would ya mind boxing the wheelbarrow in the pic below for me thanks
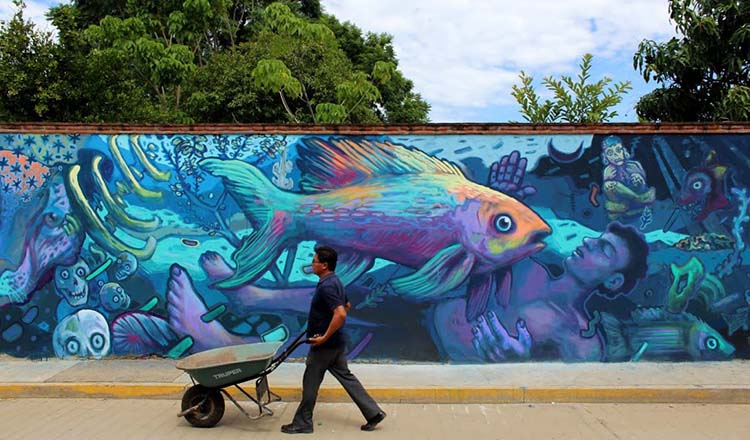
[175,331,310,428]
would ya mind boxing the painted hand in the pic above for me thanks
[488,150,537,200]
[472,311,532,362]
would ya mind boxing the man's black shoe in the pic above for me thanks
[281,423,313,434]
[361,411,386,431]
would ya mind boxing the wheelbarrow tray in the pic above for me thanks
[176,342,283,388]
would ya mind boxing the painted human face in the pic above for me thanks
[605,143,626,166]
[563,232,631,291]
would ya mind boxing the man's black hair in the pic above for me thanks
[599,222,649,298]
[314,245,338,271]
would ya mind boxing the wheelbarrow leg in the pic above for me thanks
[221,388,269,421]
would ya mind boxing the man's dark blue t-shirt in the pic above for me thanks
[307,273,348,350]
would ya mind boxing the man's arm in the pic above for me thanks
[310,305,347,347]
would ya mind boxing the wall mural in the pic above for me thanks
[1,131,749,363]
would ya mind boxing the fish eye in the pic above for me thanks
[90,333,105,351]
[705,337,718,350]
[692,181,703,190]
[493,214,514,233]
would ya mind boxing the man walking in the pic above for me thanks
[281,245,386,434]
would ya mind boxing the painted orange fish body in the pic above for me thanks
[201,138,550,321]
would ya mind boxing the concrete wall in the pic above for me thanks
[1,125,749,362]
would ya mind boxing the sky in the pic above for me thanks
[1,0,678,123]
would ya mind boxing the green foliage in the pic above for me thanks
[248,3,388,123]
[252,59,303,98]
[511,54,632,123]
[314,103,347,123]
[322,15,429,123]
[0,0,429,124]
[0,1,63,120]
[633,0,750,121]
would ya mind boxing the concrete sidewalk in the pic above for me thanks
[1,356,749,404]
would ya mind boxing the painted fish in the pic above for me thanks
[677,150,730,221]
[599,308,735,361]
[200,137,551,321]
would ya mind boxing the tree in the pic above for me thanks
[249,3,392,123]
[0,0,428,124]
[511,53,632,123]
[322,16,430,123]
[634,0,750,121]
[0,1,65,121]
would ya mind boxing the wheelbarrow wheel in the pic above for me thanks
[181,385,225,428]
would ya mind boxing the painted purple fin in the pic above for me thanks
[297,137,463,192]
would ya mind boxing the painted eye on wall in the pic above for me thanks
[705,337,718,351]
[90,333,105,351]
[44,212,63,227]
[76,267,86,277]
[65,338,80,355]
[493,214,514,233]
[60,270,69,280]
[692,181,703,190]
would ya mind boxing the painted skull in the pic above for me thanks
[54,259,90,307]
[114,251,138,281]
[100,282,131,312]
[53,309,111,359]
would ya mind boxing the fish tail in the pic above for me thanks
[200,158,296,288]
[200,159,294,226]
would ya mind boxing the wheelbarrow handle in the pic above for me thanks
[265,330,310,372]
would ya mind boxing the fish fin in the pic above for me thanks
[495,269,512,308]
[335,252,374,286]
[391,244,474,301]
[705,150,718,164]
[465,273,495,322]
[464,269,512,322]
[710,164,728,180]
[599,312,629,361]
[199,158,292,229]
[630,307,692,323]
[213,226,286,289]
[297,137,464,192]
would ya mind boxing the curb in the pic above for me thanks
[2,384,749,404]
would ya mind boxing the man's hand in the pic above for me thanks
[472,311,532,362]
[488,150,537,200]
[309,334,327,347]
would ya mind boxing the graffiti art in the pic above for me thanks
[1,130,749,362]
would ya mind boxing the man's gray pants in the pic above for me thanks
[292,346,381,428]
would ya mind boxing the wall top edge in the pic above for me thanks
[3,122,750,135]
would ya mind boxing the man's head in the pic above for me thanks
[563,222,649,297]
[312,245,337,276]
[602,136,629,167]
